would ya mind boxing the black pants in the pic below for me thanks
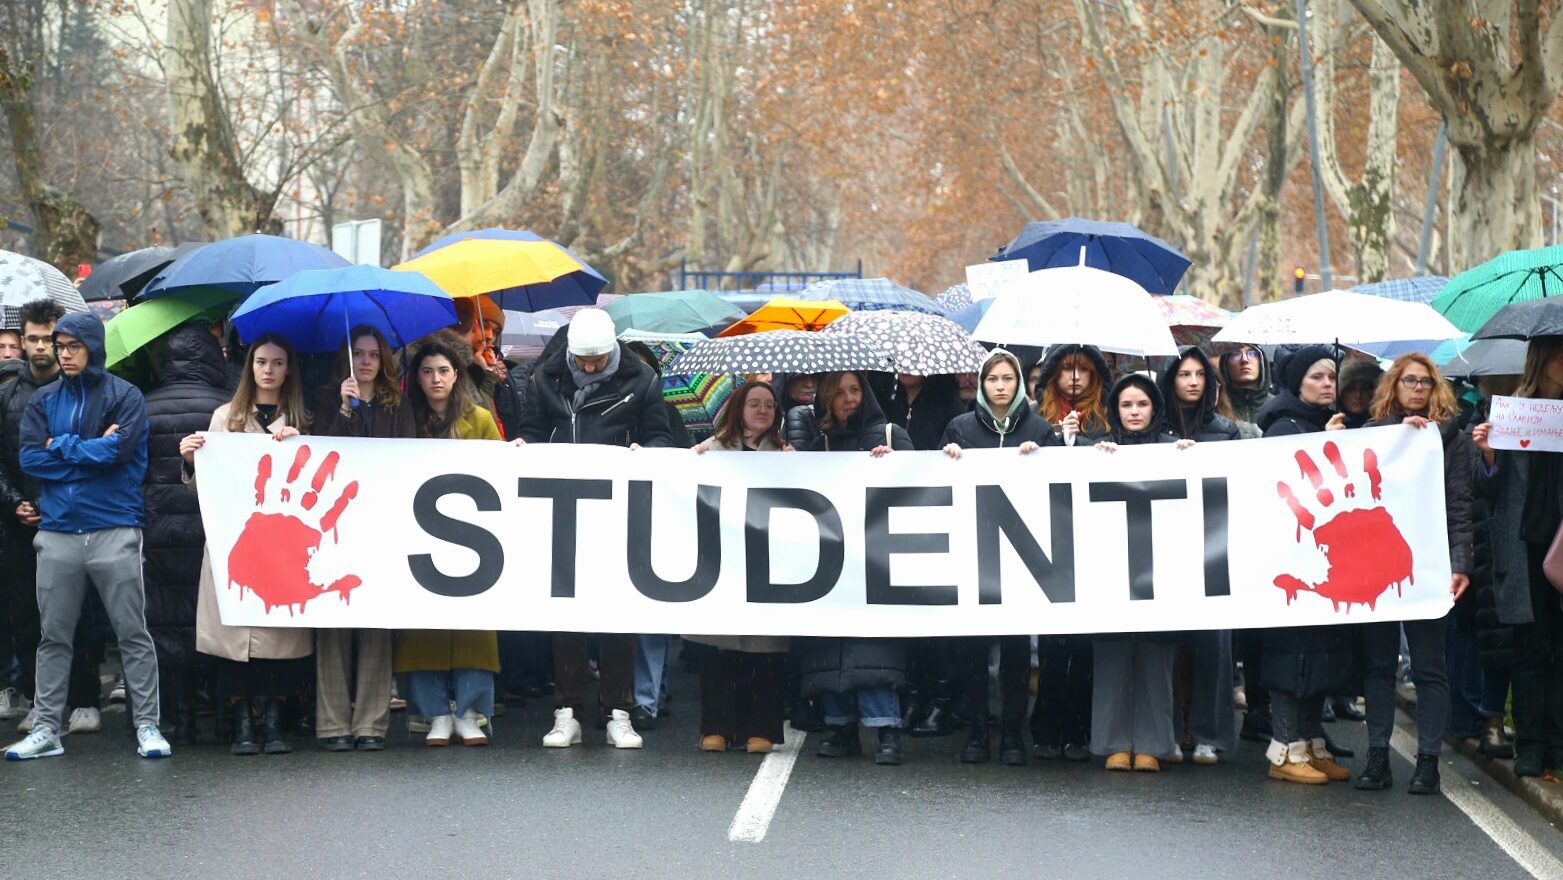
[217,657,304,701]
[1512,545,1563,763]
[700,650,785,744]
[1365,617,1450,755]
[497,631,553,695]
[959,636,1029,727]
[3,522,104,708]
[554,633,635,715]
[1031,635,1091,747]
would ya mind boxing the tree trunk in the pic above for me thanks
[0,48,99,271]
[1451,137,1542,268]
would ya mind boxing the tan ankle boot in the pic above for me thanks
[1267,740,1328,784]
[1308,738,1352,781]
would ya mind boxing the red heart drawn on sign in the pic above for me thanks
[1521,439,1532,448]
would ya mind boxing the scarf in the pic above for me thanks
[567,345,621,409]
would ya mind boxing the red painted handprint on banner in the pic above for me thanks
[1273,440,1413,612]
[226,444,362,615]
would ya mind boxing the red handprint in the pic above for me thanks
[1273,440,1413,612]
[226,444,362,616]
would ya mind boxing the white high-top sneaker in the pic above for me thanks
[543,708,582,748]
[425,714,455,746]
[454,709,488,746]
[605,709,643,749]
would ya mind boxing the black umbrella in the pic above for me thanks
[669,330,892,375]
[81,243,201,303]
[1471,299,1563,341]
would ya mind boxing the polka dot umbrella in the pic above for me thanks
[669,330,892,376]
[820,309,988,376]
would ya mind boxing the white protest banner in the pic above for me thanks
[964,260,1029,302]
[193,425,1452,636]
[1487,394,1563,453]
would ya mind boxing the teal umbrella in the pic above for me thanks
[603,290,743,334]
[1432,244,1563,332]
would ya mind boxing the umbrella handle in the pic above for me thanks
[345,309,360,409]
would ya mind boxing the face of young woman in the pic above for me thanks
[252,344,289,391]
[830,373,863,423]
[984,361,1018,409]
[1299,359,1337,407]
[1056,355,1094,401]
[352,336,382,384]
[419,355,456,403]
[1173,357,1205,405]
[1117,386,1155,432]
[1395,361,1435,413]
[742,389,778,434]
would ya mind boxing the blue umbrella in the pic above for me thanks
[991,218,1191,294]
[230,265,456,353]
[142,234,351,300]
[1350,276,1448,304]
[799,277,946,315]
[949,298,995,333]
[414,227,543,257]
[409,227,608,312]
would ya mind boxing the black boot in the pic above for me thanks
[959,721,991,764]
[875,728,904,765]
[1238,709,1272,743]
[1514,751,1545,777]
[230,700,259,757]
[261,699,292,755]
[1332,696,1366,722]
[789,698,824,733]
[912,696,955,737]
[1479,717,1515,759]
[998,723,1027,766]
[1322,729,1354,758]
[1354,745,1392,790]
[816,724,862,758]
[1408,754,1441,794]
[1321,700,1336,723]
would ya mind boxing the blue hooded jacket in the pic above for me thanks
[20,311,149,533]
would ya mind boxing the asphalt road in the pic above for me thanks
[5,663,1563,880]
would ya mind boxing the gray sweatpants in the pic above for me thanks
[33,528,160,733]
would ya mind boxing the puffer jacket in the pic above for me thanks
[1035,343,1114,443]
[1157,346,1241,442]
[0,357,58,516]
[783,373,914,453]
[940,349,1060,451]
[1102,374,1180,446]
[1365,412,1474,576]
[20,311,149,533]
[517,342,673,448]
[1255,390,1335,436]
[141,324,230,667]
[882,374,967,451]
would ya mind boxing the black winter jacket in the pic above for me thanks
[1035,343,1114,443]
[940,402,1059,450]
[883,375,967,451]
[1255,390,1335,436]
[517,343,673,447]
[141,325,230,667]
[1103,374,1180,446]
[0,359,58,518]
[783,375,913,453]
[1157,347,1241,442]
[1365,412,1475,576]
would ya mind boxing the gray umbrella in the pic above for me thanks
[1440,338,1528,378]
[820,309,987,375]
[1471,299,1563,340]
[668,330,892,375]
[0,249,87,328]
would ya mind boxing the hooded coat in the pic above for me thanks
[1216,347,1273,429]
[141,325,230,667]
[517,340,673,448]
[1035,343,1114,443]
[883,374,967,451]
[1255,345,1338,437]
[783,372,914,453]
[0,354,59,516]
[1102,374,1180,446]
[940,349,1061,451]
[1339,359,1385,429]
[1157,347,1240,443]
[20,311,149,533]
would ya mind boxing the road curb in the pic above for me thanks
[1396,687,1563,828]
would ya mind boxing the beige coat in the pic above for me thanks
[683,432,790,654]
[190,403,315,663]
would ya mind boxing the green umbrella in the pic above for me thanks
[105,287,236,368]
[603,290,744,335]
[1432,244,1563,332]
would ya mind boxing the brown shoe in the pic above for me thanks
[700,735,728,752]
[1105,751,1132,771]
[1267,740,1328,784]
[1133,754,1160,772]
[1309,739,1352,781]
[746,737,774,754]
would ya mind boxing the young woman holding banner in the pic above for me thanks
[687,381,794,754]
[1356,353,1473,794]
[784,371,913,765]
[940,349,1057,765]
[393,338,503,747]
[179,333,313,757]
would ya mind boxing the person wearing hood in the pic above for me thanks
[1157,347,1239,765]
[1037,344,1113,445]
[1355,353,1472,794]
[940,349,1058,764]
[1338,358,1384,430]
[1089,374,1192,772]
[4,310,171,761]
[1216,344,1273,438]
[141,322,230,745]
[785,370,913,764]
[772,373,818,412]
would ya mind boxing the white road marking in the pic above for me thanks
[727,725,805,843]
[1390,728,1563,880]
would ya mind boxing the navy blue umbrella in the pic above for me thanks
[231,265,456,353]
[142,234,351,300]
[991,218,1191,294]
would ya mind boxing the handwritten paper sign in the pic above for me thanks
[1488,395,1563,453]
[965,260,1030,302]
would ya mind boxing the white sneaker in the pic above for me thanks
[136,724,171,758]
[4,726,63,760]
[605,708,643,749]
[1193,744,1219,765]
[67,707,101,734]
[425,714,454,746]
[0,687,27,720]
[17,707,39,733]
[454,709,488,746]
[542,708,581,748]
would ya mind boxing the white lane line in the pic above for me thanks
[727,725,805,843]
[1390,728,1563,880]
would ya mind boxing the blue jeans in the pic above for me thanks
[820,687,900,728]
[405,669,494,719]
[634,634,672,714]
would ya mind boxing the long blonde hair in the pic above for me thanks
[227,334,311,433]
[1516,337,1563,400]
[1369,353,1457,423]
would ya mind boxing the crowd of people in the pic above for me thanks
[0,297,1561,799]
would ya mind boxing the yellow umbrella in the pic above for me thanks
[716,298,849,337]
[392,237,605,310]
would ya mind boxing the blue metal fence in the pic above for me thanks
[678,259,861,292]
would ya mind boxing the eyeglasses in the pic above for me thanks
[1399,376,1437,390]
[1227,349,1261,362]
[53,341,85,356]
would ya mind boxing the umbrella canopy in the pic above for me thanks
[820,310,987,375]
[799,277,946,316]
[393,235,606,311]
[1438,337,1528,377]
[105,288,235,368]
[936,283,972,311]
[83,243,205,303]
[602,290,743,334]
[143,234,350,300]
[670,330,891,375]
[972,264,1179,357]
[1153,294,1232,327]
[1214,290,1462,348]
[1351,276,1448,305]
[717,298,849,337]
[990,217,1191,294]
[618,329,711,371]
[500,309,569,352]
[0,249,88,317]
[617,329,739,439]
[949,298,994,333]
[1471,298,1563,341]
[231,265,456,353]
[1433,244,1563,332]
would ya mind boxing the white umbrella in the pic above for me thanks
[0,249,88,325]
[971,264,1179,357]
[1213,290,1462,348]
[500,308,568,350]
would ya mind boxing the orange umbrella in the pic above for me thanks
[716,297,849,337]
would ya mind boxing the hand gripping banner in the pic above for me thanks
[193,425,1453,635]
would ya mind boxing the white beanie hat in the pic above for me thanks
[567,308,617,357]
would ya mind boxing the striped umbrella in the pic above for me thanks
[620,330,733,440]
